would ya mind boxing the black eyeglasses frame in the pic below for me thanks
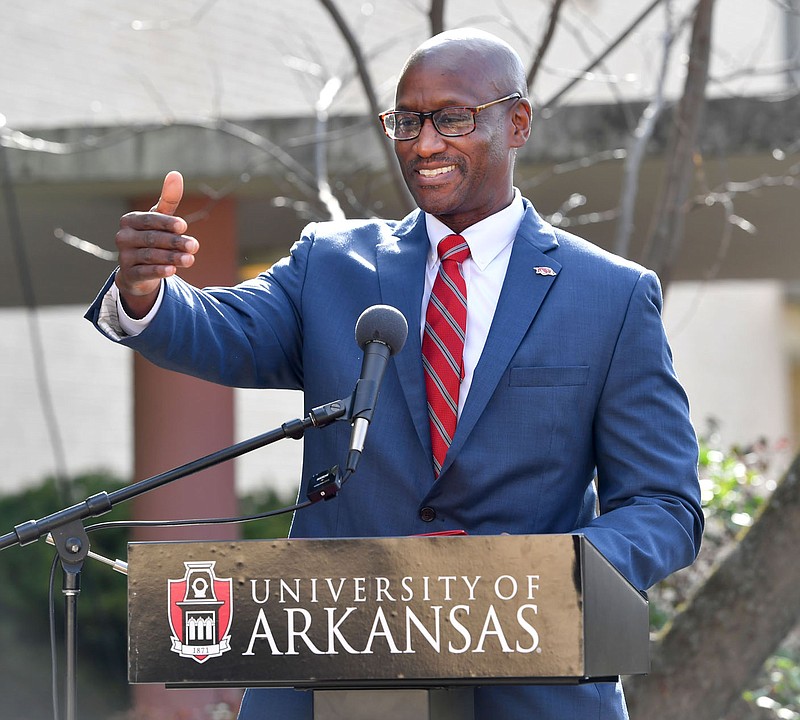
[379,92,523,141]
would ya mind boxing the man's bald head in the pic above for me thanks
[399,29,528,101]
[390,28,532,232]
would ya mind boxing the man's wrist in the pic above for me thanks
[118,287,160,320]
[111,279,165,337]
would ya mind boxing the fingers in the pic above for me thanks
[113,172,196,310]
[115,210,199,299]
[151,170,184,216]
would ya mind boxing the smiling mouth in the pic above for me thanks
[417,165,457,178]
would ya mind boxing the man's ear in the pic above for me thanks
[509,97,532,148]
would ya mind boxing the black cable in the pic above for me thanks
[85,498,314,533]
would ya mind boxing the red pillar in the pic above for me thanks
[130,194,243,718]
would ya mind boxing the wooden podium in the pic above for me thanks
[127,534,649,719]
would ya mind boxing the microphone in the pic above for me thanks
[346,304,408,473]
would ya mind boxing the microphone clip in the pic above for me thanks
[308,397,353,428]
[306,465,344,503]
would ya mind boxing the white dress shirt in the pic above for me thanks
[422,189,524,417]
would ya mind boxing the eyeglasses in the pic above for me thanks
[379,92,522,141]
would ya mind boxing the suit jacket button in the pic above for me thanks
[419,506,436,522]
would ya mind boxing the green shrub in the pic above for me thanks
[0,472,295,720]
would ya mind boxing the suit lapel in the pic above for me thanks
[376,212,432,457]
[440,204,561,475]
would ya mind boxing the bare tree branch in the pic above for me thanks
[120,0,220,31]
[527,0,566,92]
[520,148,627,190]
[318,0,414,213]
[640,0,715,290]
[313,76,347,221]
[613,1,681,258]
[541,0,664,110]
[0,124,149,154]
[429,0,445,36]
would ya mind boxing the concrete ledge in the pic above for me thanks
[3,95,798,188]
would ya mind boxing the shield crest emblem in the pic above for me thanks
[168,560,233,663]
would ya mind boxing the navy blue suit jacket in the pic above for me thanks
[87,200,703,719]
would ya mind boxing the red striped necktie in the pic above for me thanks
[422,234,471,476]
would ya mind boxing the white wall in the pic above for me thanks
[663,280,793,450]
[0,305,131,493]
[0,305,303,497]
[235,387,304,496]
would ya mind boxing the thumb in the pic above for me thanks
[151,170,184,215]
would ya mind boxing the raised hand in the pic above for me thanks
[114,171,199,318]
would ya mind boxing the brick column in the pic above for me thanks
[130,193,243,718]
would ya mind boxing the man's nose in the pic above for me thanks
[413,117,447,156]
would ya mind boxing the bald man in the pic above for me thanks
[88,29,703,719]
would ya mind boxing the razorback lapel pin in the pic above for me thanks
[534,266,557,277]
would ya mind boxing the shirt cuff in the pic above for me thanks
[97,279,165,340]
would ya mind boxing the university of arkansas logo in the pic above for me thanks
[168,561,233,663]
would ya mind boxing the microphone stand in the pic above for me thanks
[0,396,350,720]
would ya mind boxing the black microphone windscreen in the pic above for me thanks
[354,305,408,355]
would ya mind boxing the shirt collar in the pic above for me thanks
[424,189,525,271]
